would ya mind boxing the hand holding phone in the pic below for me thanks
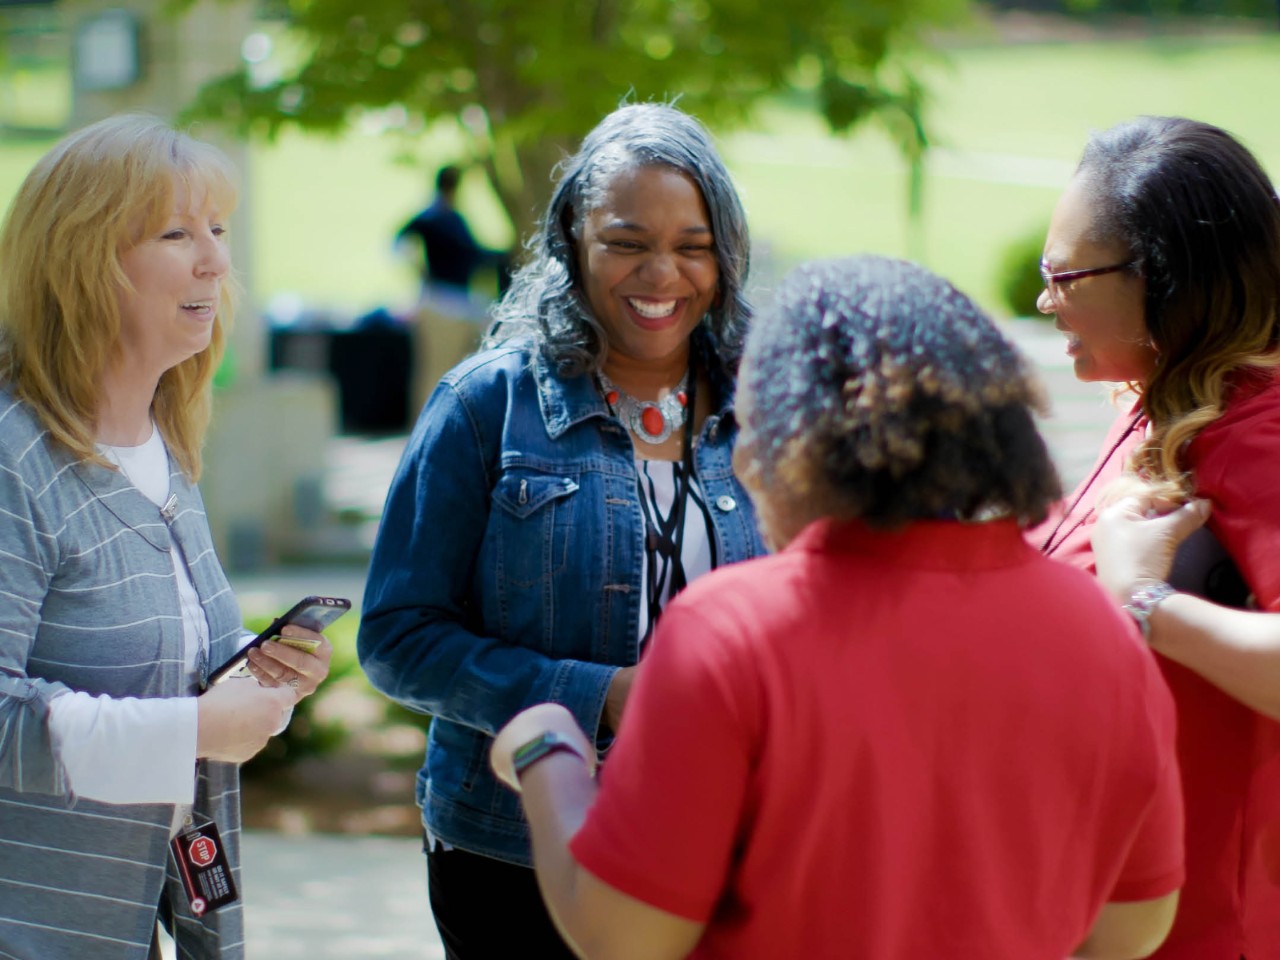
[208,595,350,686]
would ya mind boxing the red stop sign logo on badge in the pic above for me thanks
[188,835,218,867]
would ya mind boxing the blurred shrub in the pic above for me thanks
[999,225,1049,320]
[382,698,433,733]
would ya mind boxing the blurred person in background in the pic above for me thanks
[395,164,510,315]
[0,114,332,960]
[359,102,767,958]
[490,255,1183,960]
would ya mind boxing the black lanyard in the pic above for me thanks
[1040,413,1143,556]
[637,368,698,640]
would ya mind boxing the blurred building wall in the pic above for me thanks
[65,0,336,569]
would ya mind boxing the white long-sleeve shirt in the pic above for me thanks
[47,427,203,806]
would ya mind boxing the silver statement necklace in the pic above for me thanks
[597,369,690,445]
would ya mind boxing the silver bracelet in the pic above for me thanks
[1122,579,1176,641]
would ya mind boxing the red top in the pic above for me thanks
[1033,370,1280,958]
[1029,400,1146,573]
[571,518,1183,959]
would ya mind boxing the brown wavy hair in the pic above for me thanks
[1076,116,1280,499]
[0,114,239,480]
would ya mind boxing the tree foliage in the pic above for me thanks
[988,0,1274,15]
[182,0,969,242]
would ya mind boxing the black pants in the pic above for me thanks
[427,841,578,959]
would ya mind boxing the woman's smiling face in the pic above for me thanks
[575,164,719,373]
[1037,176,1157,385]
[116,178,230,379]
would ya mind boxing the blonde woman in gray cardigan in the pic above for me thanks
[0,115,333,959]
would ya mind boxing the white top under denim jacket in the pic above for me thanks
[0,389,247,960]
[358,330,767,867]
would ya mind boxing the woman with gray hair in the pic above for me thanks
[489,256,1183,959]
[359,102,766,957]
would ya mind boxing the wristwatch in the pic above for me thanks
[511,730,588,781]
[1123,579,1176,641]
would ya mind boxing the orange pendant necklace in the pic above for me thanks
[597,369,690,445]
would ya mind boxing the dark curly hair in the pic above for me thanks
[485,102,751,376]
[738,256,1061,530]
[1075,116,1280,499]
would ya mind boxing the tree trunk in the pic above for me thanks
[482,133,575,265]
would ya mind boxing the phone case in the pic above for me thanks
[207,595,350,686]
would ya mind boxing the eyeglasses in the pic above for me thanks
[1039,259,1135,304]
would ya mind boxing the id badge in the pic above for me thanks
[170,816,239,916]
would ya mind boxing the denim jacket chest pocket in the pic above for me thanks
[489,468,581,590]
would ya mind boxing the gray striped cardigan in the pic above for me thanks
[0,390,247,960]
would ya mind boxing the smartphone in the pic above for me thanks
[207,595,351,686]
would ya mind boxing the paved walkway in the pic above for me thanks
[156,832,441,959]
[203,317,1120,958]
[241,831,442,959]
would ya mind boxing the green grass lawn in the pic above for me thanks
[722,32,1280,315]
[3,31,1279,320]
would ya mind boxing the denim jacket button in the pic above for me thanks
[715,495,737,512]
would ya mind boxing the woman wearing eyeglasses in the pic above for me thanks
[1031,115,1280,959]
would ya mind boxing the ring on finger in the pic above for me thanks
[287,678,299,688]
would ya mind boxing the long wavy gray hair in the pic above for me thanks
[486,102,752,376]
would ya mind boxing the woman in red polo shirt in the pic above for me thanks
[488,256,1184,959]
[1033,115,1280,958]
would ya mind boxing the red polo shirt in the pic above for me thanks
[1034,370,1280,958]
[572,518,1183,959]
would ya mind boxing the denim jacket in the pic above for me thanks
[358,332,766,865]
